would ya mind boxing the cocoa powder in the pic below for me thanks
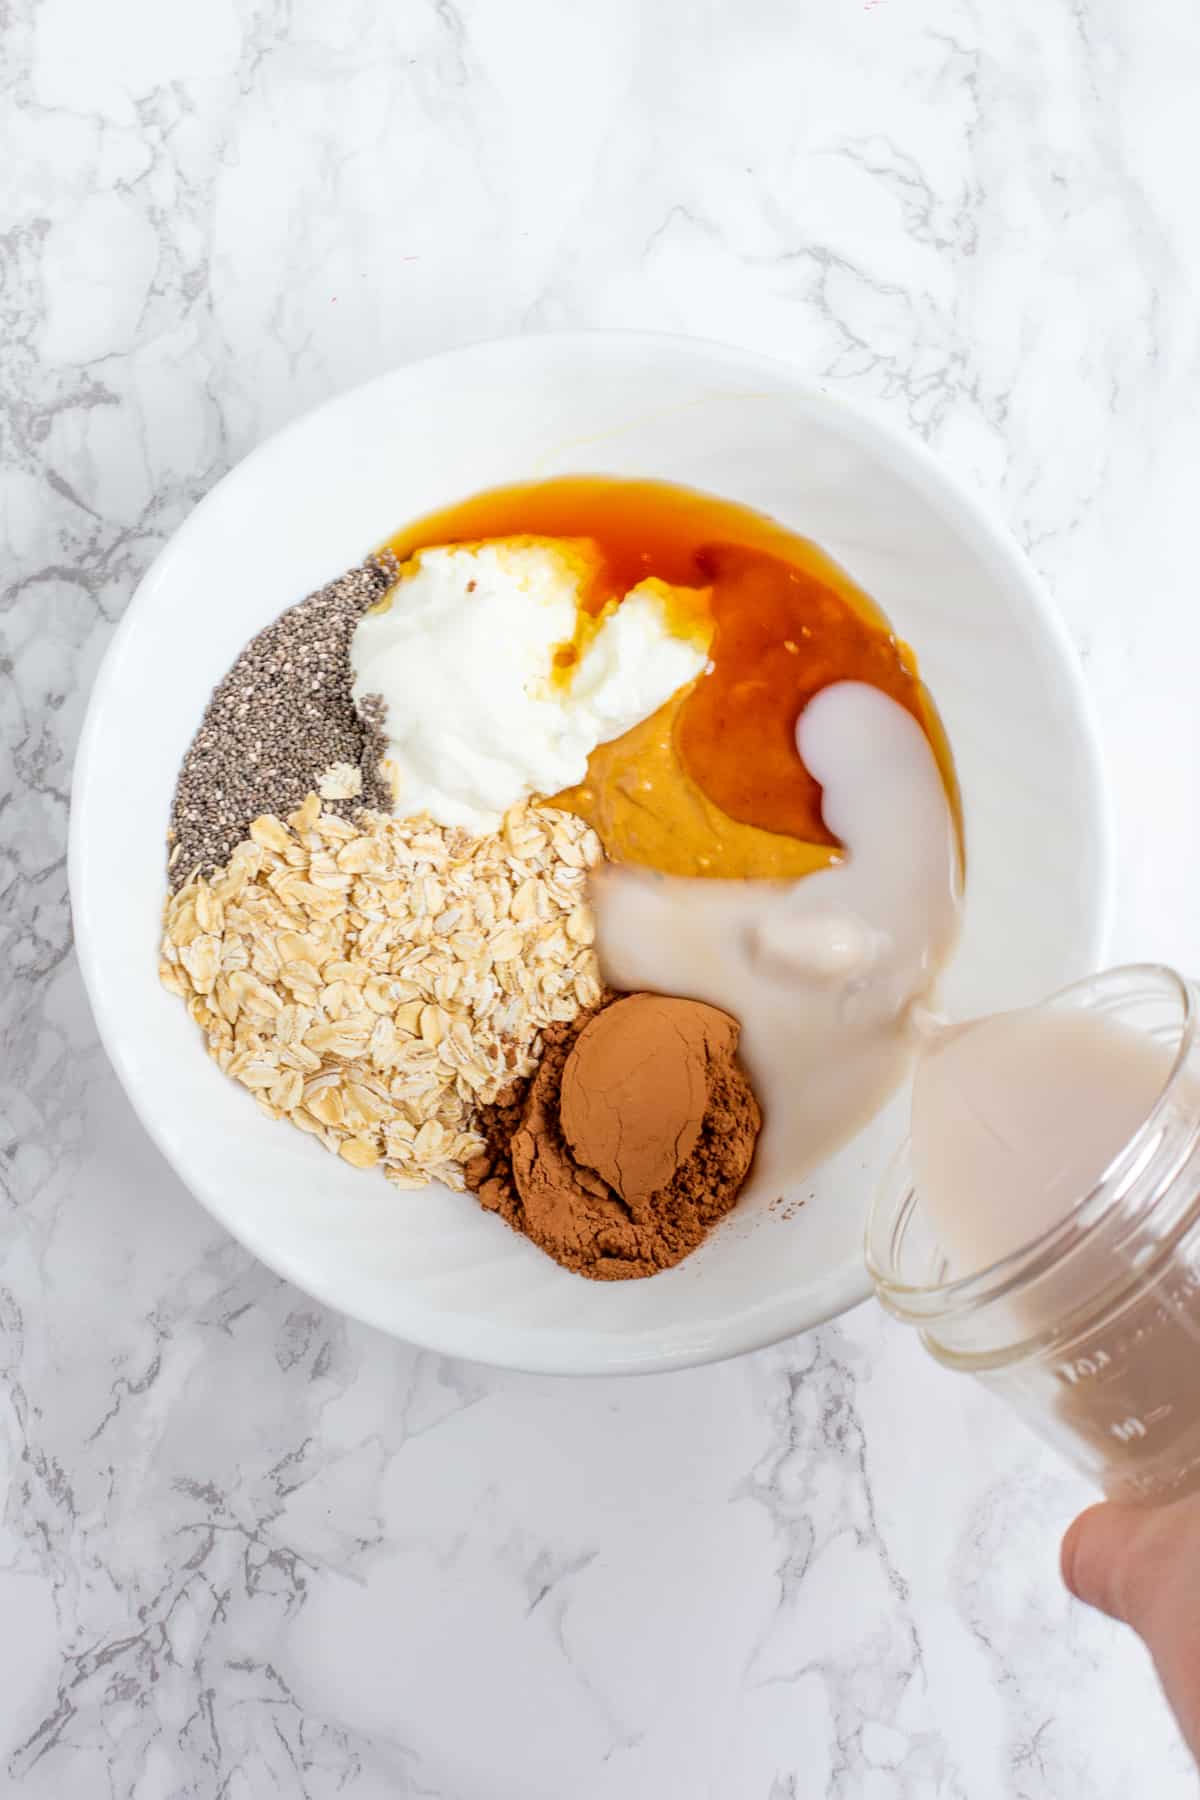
[465,995,761,1280]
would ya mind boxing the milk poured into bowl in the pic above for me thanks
[591,682,962,1199]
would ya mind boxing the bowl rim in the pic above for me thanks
[68,327,1115,1374]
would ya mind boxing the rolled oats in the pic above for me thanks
[161,797,601,1191]
[318,761,365,802]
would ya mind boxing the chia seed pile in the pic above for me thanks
[168,558,395,887]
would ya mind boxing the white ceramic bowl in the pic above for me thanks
[70,331,1112,1374]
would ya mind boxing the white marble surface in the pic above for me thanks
[5,0,1200,1793]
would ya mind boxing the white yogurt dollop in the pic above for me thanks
[351,539,710,830]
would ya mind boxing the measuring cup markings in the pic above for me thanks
[1054,1350,1112,1387]
[1109,1403,1176,1446]
[1052,1274,1200,1391]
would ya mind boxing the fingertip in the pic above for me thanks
[1061,1500,1143,1621]
[1061,1502,1107,1600]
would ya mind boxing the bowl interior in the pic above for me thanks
[70,333,1111,1372]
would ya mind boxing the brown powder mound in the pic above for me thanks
[465,994,762,1281]
[561,994,740,1204]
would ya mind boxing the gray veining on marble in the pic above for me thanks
[5,1,1200,1794]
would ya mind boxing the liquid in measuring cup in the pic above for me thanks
[897,977,1200,1503]
[1019,1252,1200,1503]
[913,1007,1174,1274]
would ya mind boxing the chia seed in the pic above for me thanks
[168,557,396,887]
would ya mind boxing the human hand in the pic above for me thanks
[1062,1492,1200,1763]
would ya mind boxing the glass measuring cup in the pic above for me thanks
[866,965,1200,1504]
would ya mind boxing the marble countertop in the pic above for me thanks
[5,0,1200,1794]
